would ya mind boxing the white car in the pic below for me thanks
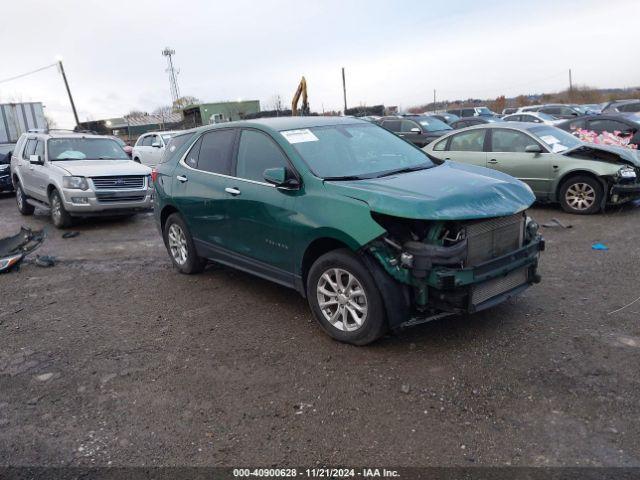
[503,112,563,126]
[132,131,182,167]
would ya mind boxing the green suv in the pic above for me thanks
[154,117,544,345]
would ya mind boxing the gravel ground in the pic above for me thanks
[1,192,639,467]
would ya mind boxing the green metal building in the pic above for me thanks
[182,100,261,128]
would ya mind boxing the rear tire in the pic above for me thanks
[163,213,206,274]
[559,175,603,215]
[49,189,73,228]
[307,248,387,345]
[15,183,35,215]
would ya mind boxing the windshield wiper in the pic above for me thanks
[323,175,369,181]
[374,164,432,178]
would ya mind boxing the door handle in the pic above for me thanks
[225,187,241,196]
[444,157,451,160]
[176,175,188,183]
[488,159,498,164]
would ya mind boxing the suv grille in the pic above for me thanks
[465,214,524,266]
[92,176,144,190]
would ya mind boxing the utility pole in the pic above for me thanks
[433,89,437,110]
[342,67,348,114]
[569,68,573,98]
[57,59,80,128]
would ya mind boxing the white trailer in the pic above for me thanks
[0,102,46,143]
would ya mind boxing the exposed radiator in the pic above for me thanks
[465,214,524,266]
[471,267,528,306]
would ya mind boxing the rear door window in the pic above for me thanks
[588,119,634,135]
[236,129,289,182]
[400,120,420,133]
[491,129,538,152]
[194,129,237,175]
[448,130,485,151]
[381,120,401,132]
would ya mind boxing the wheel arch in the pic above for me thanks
[553,169,607,202]
[300,237,352,295]
[160,204,180,232]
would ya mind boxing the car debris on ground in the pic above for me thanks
[0,227,45,273]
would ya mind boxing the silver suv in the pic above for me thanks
[10,130,153,228]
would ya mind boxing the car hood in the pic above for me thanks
[52,160,152,177]
[564,144,640,168]
[323,161,535,220]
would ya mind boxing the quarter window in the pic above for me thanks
[433,139,447,151]
[236,130,289,182]
[448,130,485,152]
[195,129,236,175]
[491,129,538,153]
[141,136,153,147]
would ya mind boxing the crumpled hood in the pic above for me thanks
[564,144,640,168]
[323,161,535,220]
[52,160,152,177]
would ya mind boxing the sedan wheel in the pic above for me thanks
[317,268,368,332]
[565,183,596,211]
[162,213,206,274]
[559,175,603,215]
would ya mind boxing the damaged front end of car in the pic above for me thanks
[0,227,46,273]
[363,212,544,329]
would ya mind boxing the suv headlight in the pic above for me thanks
[62,176,89,190]
[0,164,9,173]
[618,166,636,180]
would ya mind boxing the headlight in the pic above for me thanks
[618,166,636,179]
[62,176,89,190]
[525,216,539,240]
[0,164,9,173]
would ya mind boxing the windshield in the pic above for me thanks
[48,138,129,161]
[282,123,435,179]
[476,107,493,115]
[416,117,451,132]
[529,126,582,153]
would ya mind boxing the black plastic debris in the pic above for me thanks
[34,255,56,268]
[0,227,46,273]
[542,218,573,229]
[62,231,80,239]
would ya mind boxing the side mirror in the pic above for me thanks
[151,142,162,148]
[525,144,543,154]
[29,154,42,165]
[263,167,300,190]
[410,127,421,133]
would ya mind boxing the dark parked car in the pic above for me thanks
[556,114,640,146]
[602,100,640,114]
[450,117,502,130]
[377,115,451,147]
[426,112,460,125]
[0,143,15,192]
[153,117,543,345]
[502,108,518,115]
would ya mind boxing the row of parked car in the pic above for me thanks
[365,101,640,215]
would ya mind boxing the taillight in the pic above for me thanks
[151,168,158,183]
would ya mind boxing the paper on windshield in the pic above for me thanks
[281,129,319,144]
[540,135,568,153]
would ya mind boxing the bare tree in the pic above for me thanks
[173,96,200,110]
[44,115,57,129]
[269,94,284,112]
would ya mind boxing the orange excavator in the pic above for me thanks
[291,76,310,116]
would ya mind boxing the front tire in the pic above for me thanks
[49,189,73,228]
[559,175,603,215]
[163,213,206,274]
[307,249,387,345]
[15,183,35,215]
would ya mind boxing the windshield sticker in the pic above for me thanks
[540,135,560,145]
[281,129,319,144]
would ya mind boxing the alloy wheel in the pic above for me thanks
[565,182,596,211]
[16,186,23,210]
[167,223,188,265]
[51,194,62,222]
[317,268,368,331]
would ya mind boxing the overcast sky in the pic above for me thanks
[1,0,638,128]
